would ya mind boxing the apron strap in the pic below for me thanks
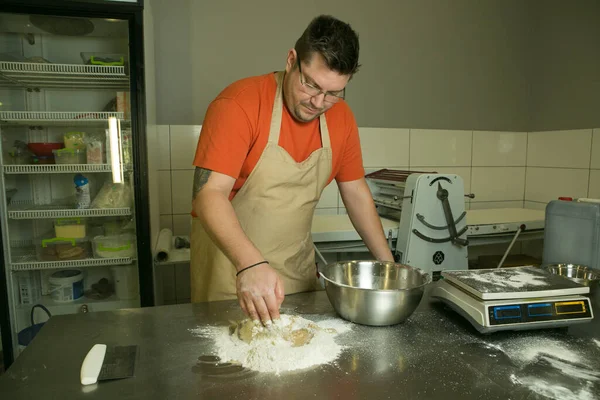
[268,71,285,144]
[319,113,331,149]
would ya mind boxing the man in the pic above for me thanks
[191,14,394,324]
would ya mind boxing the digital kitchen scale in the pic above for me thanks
[431,266,594,333]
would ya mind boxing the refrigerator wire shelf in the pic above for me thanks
[0,111,125,126]
[8,206,132,219]
[3,164,130,174]
[0,62,129,90]
[11,255,134,271]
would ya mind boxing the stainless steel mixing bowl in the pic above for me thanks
[319,260,431,326]
[541,263,600,294]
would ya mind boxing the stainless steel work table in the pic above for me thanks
[1,283,599,399]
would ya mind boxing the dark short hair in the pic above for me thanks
[294,15,360,76]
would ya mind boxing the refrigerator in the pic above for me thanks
[0,0,154,369]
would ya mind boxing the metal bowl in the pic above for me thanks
[541,263,600,294]
[319,260,431,326]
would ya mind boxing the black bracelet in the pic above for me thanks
[236,261,269,277]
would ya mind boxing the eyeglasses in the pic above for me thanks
[297,56,345,103]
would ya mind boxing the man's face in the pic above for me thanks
[283,50,350,123]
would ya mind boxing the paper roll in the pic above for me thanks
[155,228,173,262]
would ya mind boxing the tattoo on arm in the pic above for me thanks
[193,167,213,199]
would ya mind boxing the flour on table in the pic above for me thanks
[494,337,600,400]
[510,375,597,400]
[190,314,352,375]
[499,337,583,364]
[594,339,600,349]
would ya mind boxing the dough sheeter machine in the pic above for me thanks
[313,169,545,271]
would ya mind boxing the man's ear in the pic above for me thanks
[285,49,297,73]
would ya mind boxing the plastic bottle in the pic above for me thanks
[74,174,91,209]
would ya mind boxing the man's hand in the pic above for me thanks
[236,263,285,324]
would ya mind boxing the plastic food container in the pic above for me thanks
[92,234,136,258]
[49,269,84,302]
[63,132,86,150]
[53,148,86,164]
[86,137,104,164]
[54,218,87,239]
[35,235,92,261]
[27,142,63,157]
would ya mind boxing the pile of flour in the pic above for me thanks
[190,314,352,375]
[492,337,600,400]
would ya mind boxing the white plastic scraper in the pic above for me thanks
[80,344,138,385]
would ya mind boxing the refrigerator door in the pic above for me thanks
[0,9,150,364]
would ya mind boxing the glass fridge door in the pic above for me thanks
[0,12,141,359]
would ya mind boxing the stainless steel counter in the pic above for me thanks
[1,283,600,400]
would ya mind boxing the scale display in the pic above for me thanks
[488,299,592,326]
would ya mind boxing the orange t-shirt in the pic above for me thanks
[192,72,364,213]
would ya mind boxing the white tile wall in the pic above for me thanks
[170,170,195,214]
[525,168,589,203]
[173,214,192,236]
[471,167,526,202]
[410,129,472,167]
[155,125,196,305]
[592,129,600,170]
[524,128,598,207]
[170,125,201,170]
[470,201,524,210]
[524,201,547,211]
[159,215,173,231]
[158,170,172,214]
[146,124,161,253]
[157,125,171,170]
[472,131,527,167]
[527,129,592,169]
[359,128,409,167]
[589,170,600,199]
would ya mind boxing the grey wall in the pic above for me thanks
[529,0,600,132]
[152,0,194,125]
[150,0,599,132]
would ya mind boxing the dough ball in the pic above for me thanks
[287,328,314,347]
[235,319,259,344]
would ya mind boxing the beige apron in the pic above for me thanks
[191,71,333,302]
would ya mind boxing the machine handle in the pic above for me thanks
[436,182,468,247]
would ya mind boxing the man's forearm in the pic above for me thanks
[339,179,395,261]
[192,169,264,271]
